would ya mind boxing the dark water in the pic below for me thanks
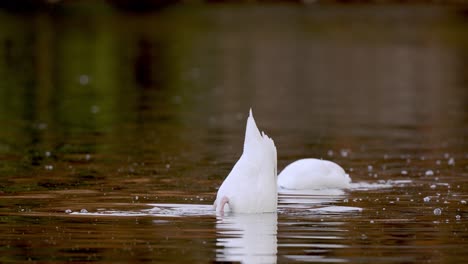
[1,3,468,263]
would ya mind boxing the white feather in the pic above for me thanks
[277,158,350,190]
[214,109,277,213]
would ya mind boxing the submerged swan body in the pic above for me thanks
[214,109,277,214]
[277,159,350,190]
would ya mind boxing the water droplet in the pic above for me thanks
[448,158,455,166]
[430,184,436,189]
[436,160,441,165]
[425,170,434,176]
[340,149,349,158]
[91,105,100,114]
[461,200,466,205]
[327,150,334,157]
[80,209,88,213]
[166,164,170,169]
[172,95,182,104]
[65,209,72,213]
[79,74,90,85]
[135,196,139,201]
[343,199,348,203]
[85,154,91,161]
[401,170,408,175]
[45,151,51,157]
[424,197,431,202]
[456,215,461,220]
[45,165,54,170]
[433,208,442,216]
[370,220,374,224]
[37,122,48,130]
[367,165,373,172]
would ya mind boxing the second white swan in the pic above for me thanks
[277,158,350,190]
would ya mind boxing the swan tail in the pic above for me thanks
[243,109,277,177]
[243,108,263,152]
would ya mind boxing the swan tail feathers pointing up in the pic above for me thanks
[243,108,263,153]
[243,109,277,176]
[214,108,278,213]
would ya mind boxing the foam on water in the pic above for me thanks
[349,179,413,190]
[71,204,215,217]
[71,202,364,218]
[146,203,215,217]
[278,179,411,194]
[70,180,412,217]
[308,206,363,213]
[71,210,150,217]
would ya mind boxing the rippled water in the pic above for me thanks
[0,2,468,263]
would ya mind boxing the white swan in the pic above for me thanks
[277,158,350,190]
[214,109,277,214]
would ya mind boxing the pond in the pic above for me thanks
[0,2,467,263]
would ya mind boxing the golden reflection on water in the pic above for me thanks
[0,2,467,263]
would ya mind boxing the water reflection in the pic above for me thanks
[278,189,346,210]
[216,213,278,264]
[278,206,352,263]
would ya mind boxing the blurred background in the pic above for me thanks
[1,0,466,191]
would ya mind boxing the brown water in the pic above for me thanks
[1,3,468,263]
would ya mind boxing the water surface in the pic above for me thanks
[0,3,467,263]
